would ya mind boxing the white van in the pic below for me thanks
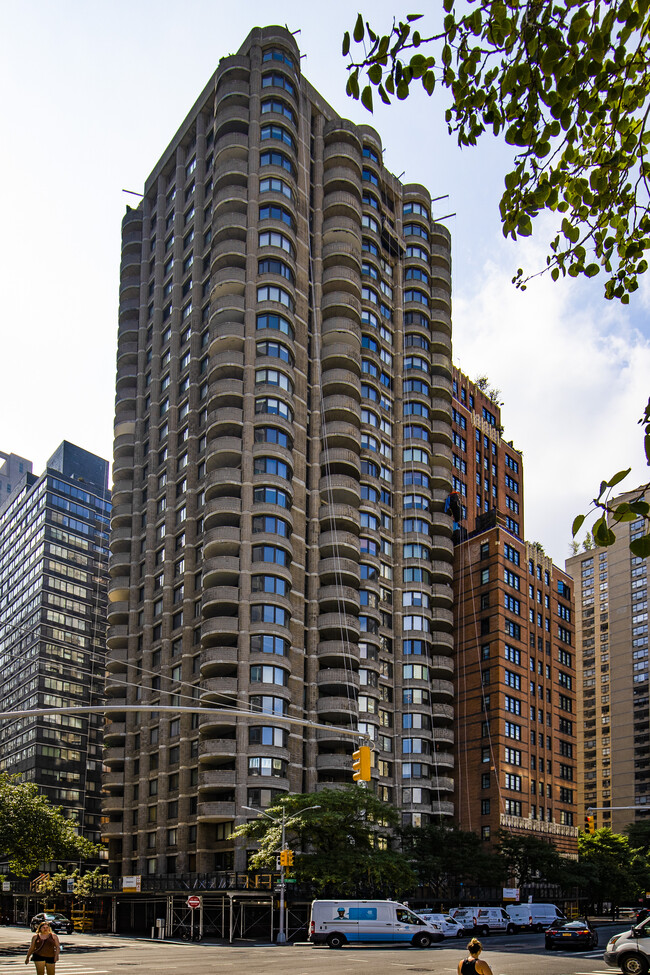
[309,899,444,948]
[452,907,510,935]
[475,907,512,935]
[506,903,566,932]
[605,917,650,974]
[417,912,464,937]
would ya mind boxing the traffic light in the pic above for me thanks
[280,849,294,867]
[352,745,372,781]
[585,815,595,834]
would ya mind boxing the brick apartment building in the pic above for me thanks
[451,369,578,855]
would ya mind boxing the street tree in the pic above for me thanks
[0,773,98,876]
[401,823,504,897]
[626,820,650,855]
[232,786,417,896]
[496,830,567,888]
[579,827,650,912]
[344,3,650,557]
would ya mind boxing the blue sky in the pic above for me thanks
[1,0,648,565]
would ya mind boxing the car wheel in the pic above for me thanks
[622,956,649,975]
[327,933,345,949]
[507,924,516,935]
[545,942,554,951]
[592,935,599,947]
[456,929,465,938]
[480,926,490,937]
[414,932,433,949]
[535,924,545,933]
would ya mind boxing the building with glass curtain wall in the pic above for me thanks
[103,25,455,876]
[0,441,110,855]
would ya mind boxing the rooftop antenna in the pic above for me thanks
[397,171,405,180]
[431,194,450,203]
[122,189,144,198]
[436,212,456,220]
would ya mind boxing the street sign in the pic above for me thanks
[187,895,202,909]
[285,878,297,883]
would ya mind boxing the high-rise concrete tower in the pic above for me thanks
[104,25,454,876]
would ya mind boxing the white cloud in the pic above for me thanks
[453,232,650,566]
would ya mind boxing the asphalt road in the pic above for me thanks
[0,922,628,975]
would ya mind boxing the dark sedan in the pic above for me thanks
[30,912,74,934]
[545,918,598,950]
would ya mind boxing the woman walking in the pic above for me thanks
[25,920,60,974]
[458,937,494,975]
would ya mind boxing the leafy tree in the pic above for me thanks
[496,830,567,888]
[0,773,99,876]
[344,4,650,559]
[579,827,650,912]
[626,820,650,855]
[344,2,650,302]
[232,786,416,896]
[401,823,504,896]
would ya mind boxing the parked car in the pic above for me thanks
[451,907,480,931]
[507,902,566,932]
[30,912,74,934]
[416,912,464,938]
[605,917,650,975]
[545,918,598,951]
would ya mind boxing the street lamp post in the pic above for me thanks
[243,803,321,944]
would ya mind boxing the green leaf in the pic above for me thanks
[368,63,382,85]
[422,71,435,95]
[353,13,364,43]
[407,13,423,21]
[607,467,632,488]
[342,32,350,57]
[571,514,585,538]
[585,263,600,277]
[361,85,373,112]
[629,500,650,516]
[593,515,616,547]
[631,535,650,559]
[397,80,410,100]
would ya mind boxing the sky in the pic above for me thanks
[1,0,649,567]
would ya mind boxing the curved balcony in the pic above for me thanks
[199,738,237,763]
[322,166,361,198]
[106,628,129,653]
[315,753,355,779]
[202,617,240,647]
[205,466,242,498]
[203,586,240,616]
[318,557,359,587]
[103,722,126,745]
[321,342,361,375]
[321,289,361,323]
[200,646,239,678]
[322,215,361,248]
[321,368,361,398]
[205,437,242,472]
[318,475,359,508]
[319,447,360,479]
[319,530,358,561]
[323,141,362,174]
[317,612,360,640]
[204,496,242,532]
[318,584,359,614]
[107,601,128,627]
[198,769,237,790]
[204,526,241,560]
[316,640,359,667]
[317,668,360,692]
[201,676,238,699]
[197,801,237,822]
[316,696,359,720]
[202,556,240,588]
[100,821,124,838]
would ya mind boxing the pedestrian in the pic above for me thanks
[25,920,60,974]
[458,937,494,975]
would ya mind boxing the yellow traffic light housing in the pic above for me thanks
[585,815,595,834]
[280,849,294,866]
[352,745,372,781]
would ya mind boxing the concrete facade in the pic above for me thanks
[0,451,32,506]
[104,26,455,875]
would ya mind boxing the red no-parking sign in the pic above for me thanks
[187,895,202,909]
